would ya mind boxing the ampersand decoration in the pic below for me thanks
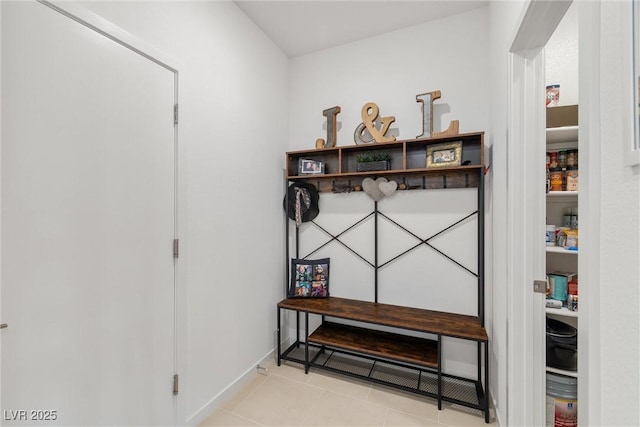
[354,102,396,144]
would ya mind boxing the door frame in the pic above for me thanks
[506,1,602,426]
[1,1,187,424]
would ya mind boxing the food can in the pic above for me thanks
[549,168,563,191]
[546,225,557,246]
[557,151,567,168]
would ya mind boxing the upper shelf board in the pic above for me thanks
[546,126,578,145]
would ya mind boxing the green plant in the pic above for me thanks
[356,152,392,163]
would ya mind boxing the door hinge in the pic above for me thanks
[173,374,179,395]
[173,239,179,259]
[173,104,179,125]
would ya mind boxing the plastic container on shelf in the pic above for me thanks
[546,225,557,246]
[548,274,568,302]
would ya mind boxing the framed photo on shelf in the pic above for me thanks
[426,141,462,168]
[288,258,330,298]
[298,158,324,175]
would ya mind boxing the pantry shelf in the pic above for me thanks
[547,191,578,197]
[546,366,578,378]
[546,306,578,318]
[546,247,578,255]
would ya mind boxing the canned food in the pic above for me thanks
[557,151,567,168]
[549,168,563,191]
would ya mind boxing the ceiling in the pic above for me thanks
[234,1,489,58]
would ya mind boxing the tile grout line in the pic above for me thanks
[217,408,265,427]
[298,388,327,426]
[226,373,270,416]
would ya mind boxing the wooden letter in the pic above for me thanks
[322,106,341,148]
[416,90,460,138]
[415,90,441,139]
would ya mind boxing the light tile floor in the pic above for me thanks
[199,361,496,427]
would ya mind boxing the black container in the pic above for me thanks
[546,318,577,371]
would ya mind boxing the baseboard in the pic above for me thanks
[491,388,503,426]
[185,349,275,426]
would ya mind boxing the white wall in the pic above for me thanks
[289,7,490,150]
[72,2,290,424]
[288,7,491,378]
[545,4,579,107]
[596,2,640,424]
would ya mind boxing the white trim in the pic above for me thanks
[507,46,547,427]
[510,0,573,52]
[0,0,4,413]
[39,1,182,73]
[577,2,602,426]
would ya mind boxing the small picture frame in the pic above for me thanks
[289,258,330,298]
[426,141,463,168]
[299,158,324,175]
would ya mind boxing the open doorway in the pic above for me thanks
[543,4,579,427]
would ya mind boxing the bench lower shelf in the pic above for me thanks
[309,322,439,369]
[280,341,487,417]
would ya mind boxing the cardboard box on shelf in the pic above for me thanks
[546,104,578,128]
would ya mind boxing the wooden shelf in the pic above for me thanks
[278,297,488,342]
[309,322,439,368]
[286,132,485,192]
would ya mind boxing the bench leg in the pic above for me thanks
[437,335,442,410]
[277,307,281,366]
[304,312,309,374]
[484,341,490,423]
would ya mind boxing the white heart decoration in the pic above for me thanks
[379,180,398,197]
[362,177,387,201]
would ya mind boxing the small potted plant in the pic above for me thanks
[356,152,392,172]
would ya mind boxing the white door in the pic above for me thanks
[1,2,177,425]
